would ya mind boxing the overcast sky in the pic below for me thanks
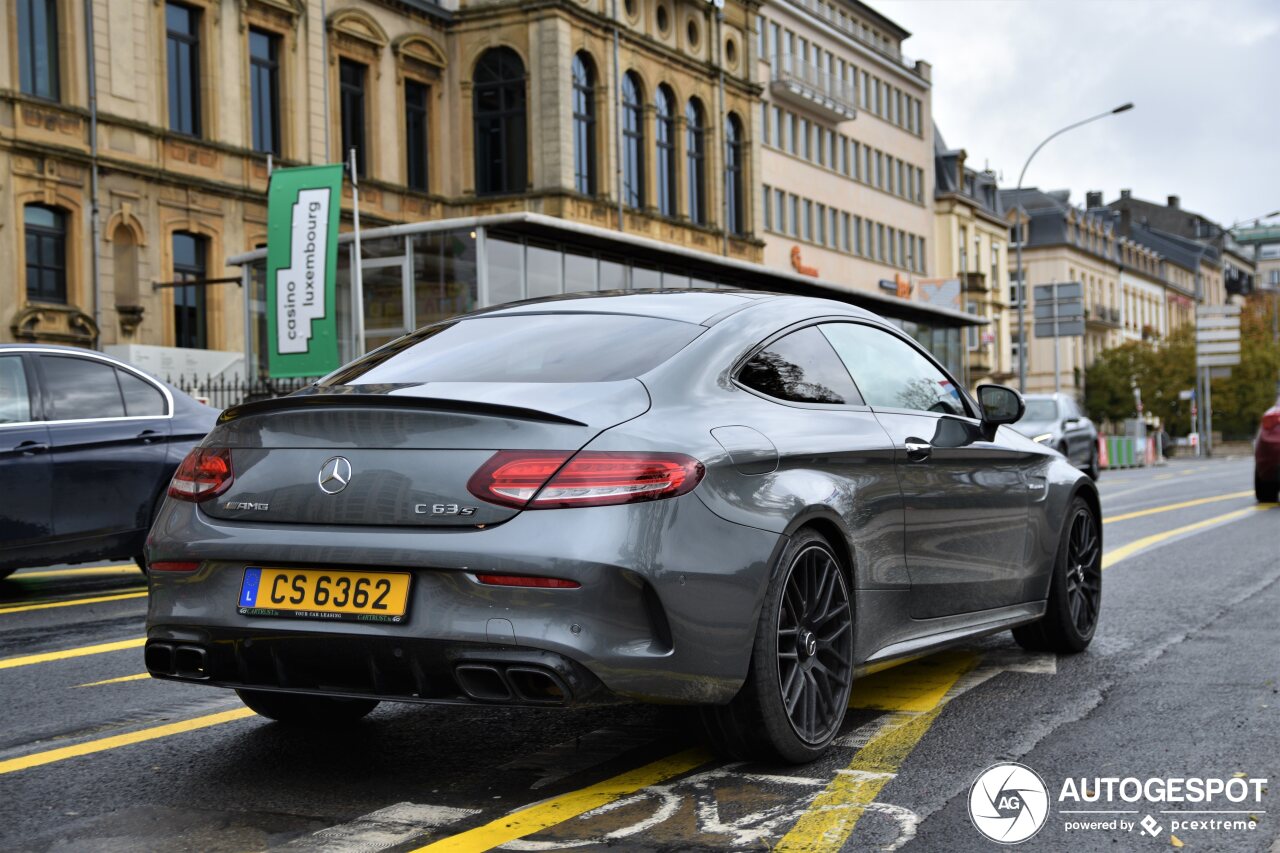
[881,0,1280,227]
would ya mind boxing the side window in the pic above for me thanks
[0,356,33,424]
[820,323,967,416]
[738,326,863,405]
[38,355,126,421]
[117,369,168,417]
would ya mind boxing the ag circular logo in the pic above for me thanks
[968,762,1050,844]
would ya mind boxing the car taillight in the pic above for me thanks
[149,561,201,572]
[1263,409,1280,432]
[474,573,580,589]
[467,451,704,509]
[168,447,234,501]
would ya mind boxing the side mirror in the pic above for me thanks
[1063,417,1081,429]
[977,384,1025,427]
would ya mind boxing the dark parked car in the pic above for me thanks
[1013,393,1100,479]
[1256,397,1280,502]
[145,292,1101,763]
[0,345,219,578]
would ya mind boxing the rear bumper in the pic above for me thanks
[144,629,616,707]
[145,494,784,705]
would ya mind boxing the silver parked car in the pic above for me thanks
[145,291,1101,763]
[1014,393,1100,480]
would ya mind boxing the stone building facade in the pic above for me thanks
[2,0,761,358]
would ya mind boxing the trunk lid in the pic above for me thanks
[201,381,649,527]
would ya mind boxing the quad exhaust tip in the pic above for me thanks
[145,641,210,680]
[454,662,569,705]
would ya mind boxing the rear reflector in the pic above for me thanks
[468,451,704,509]
[168,447,234,502]
[149,561,201,573]
[1263,409,1280,431]
[474,573,580,589]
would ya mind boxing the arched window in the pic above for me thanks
[473,47,527,196]
[685,97,707,225]
[726,112,745,236]
[24,204,67,304]
[621,72,645,209]
[571,53,597,195]
[655,85,677,217]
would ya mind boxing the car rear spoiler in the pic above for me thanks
[218,390,588,427]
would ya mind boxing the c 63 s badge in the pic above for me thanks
[415,503,477,517]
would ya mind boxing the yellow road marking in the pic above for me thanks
[1104,490,1253,523]
[0,638,145,671]
[77,672,151,687]
[0,707,255,775]
[1102,505,1275,570]
[0,590,147,614]
[848,649,975,712]
[410,748,710,852]
[9,565,141,581]
[776,651,978,851]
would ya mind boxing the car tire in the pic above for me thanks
[1012,496,1101,654]
[700,529,855,764]
[236,689,379,725]
[1257,473,1280,503]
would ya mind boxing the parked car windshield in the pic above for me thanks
[322,313,703,385]
[1022,400,1059,422]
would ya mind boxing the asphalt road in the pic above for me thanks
[1,456,1276,852]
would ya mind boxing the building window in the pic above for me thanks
[655,84,677,216]
[473,47,527,196]
[172,232,207,350]
[685,98,707,225]
[405,79,430,191]
[725,112,745,236]
[339,58,368,176]
[777,191,787,235]
[166,3,202,137]
[571,52,596,195]
[24,205,67,304]
[621,71,645,209]
[762,186,772,231]
[18,0,60,100]
[249,28,281,155]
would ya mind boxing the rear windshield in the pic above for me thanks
[322,313,703,385]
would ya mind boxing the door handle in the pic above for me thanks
[136,429,161,444]
[14,440,49,455]
[904,439,932,462]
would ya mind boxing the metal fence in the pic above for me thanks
[165,375,318,410]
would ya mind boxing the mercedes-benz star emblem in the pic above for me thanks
[318,456,352,495]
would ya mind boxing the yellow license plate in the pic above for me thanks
[238,567,411,623]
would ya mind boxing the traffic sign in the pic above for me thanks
[1033,282,1085,339]
[1197,354,1241,367]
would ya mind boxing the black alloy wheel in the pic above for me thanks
[1013,496,1102,653]
[1063,507,1101,635]
[776,544,855,745]
[699,529,856,763]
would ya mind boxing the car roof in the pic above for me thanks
[466,289,879,327]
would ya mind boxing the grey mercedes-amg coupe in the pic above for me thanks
[145,290,1101,763]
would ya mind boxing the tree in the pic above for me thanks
[1084,295,1280,438]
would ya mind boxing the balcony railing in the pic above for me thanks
[770,55,858,121]
[1086,303,1122,328]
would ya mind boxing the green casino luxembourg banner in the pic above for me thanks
[265,164,343,378]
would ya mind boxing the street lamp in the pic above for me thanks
[1014,102,1134,393]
